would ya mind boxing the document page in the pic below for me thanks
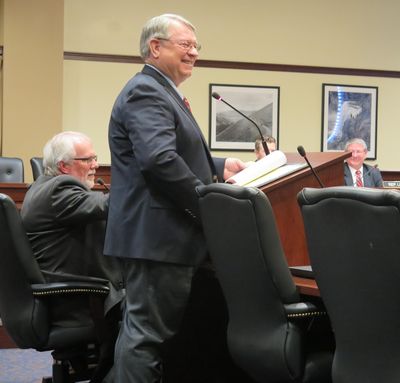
[227,150,287,186]
[244,163,308,188]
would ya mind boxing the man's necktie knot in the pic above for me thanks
[183,97,192,112]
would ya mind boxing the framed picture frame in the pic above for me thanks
[209,84,279,151]
[322,84,378,159]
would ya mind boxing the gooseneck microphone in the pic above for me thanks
[212,92,270,156]
[96,177,110,192]
[297,145,324,188]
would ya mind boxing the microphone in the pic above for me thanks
[212,92,270,156]
[96,177,110,192]
[297,145,325,188]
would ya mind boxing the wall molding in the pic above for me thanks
[0,47,397,78]
[64,50,400,79]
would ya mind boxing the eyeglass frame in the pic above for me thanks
[73,155,98,164]
[156,37,201,52]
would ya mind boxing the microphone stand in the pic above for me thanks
[212,92,270,156]
[96,177,110,192]
[297,146,324,188]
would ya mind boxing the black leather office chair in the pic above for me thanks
[0,193,110,383]
[0,156,24,182]
[298,186,400,383]
[30,157,44,180]
[197,183,333,383]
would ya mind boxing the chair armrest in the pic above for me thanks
[284,302,327,319]
[31,281,109,297]
[41,270,109,285]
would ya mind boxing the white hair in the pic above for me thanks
[139,14,196,60]
[43,131,91,176]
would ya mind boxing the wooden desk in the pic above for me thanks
[260,151,349,266]
[0,326,16,349]
[0,182,109,210]
[1,153,347,266]
[96,164,111,184]
[0,183,30,209]
[293,276,319,297]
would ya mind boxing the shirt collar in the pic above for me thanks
[348,164,363,178]
[145,64,184,99]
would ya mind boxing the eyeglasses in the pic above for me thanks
[348,150,366,155]
[157,38,201,52]
[73,155,98,164]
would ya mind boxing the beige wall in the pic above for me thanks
[63,0,400,169]
[2,0,400,176]
[64,0,400,70]
[1,0,63,182]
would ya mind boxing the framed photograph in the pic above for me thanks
[322,84,378,159]
[209,84,279,151]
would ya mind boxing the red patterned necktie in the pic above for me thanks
[355,170,363,187]
[183,97,192,112]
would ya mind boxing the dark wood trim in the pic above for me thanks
[64,51,400,78]
[381,170,400,181]
[0,326,17,349]
[64,51,144,65]
[0,46,398,78]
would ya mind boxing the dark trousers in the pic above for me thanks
[113,259,195,383]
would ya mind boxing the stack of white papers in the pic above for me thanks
[227,150,307,188]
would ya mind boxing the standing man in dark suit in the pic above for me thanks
[343,138,383,187]
[104,13,247,383]
[21,131,124,383]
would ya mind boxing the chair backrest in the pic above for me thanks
[0,157,24,183]
[30,157,44,180]
[298,186,400,383]
[0,193,49,348]
[197,183,305,383]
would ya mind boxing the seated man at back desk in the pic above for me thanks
[254,135,277,160]
[20,131,124,383]
[344,138,383,188]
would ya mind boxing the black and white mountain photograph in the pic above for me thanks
[210,84,279,150]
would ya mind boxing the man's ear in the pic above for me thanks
[58,161,70,174]
[149,38,162,58]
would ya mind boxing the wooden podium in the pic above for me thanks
[259,151,350,266]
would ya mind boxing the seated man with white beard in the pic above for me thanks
[21,131,124,383]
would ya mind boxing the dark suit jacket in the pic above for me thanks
[21,174,124,314]
[104,65,225,266]
[344,163,383,188]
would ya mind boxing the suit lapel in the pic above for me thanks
[141,66,190,113]
[344,164,353,186]
[363,164,372,187]
[141,65,218,181]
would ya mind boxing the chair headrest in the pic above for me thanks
[0,157,24,183]
[298,186,400,208]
